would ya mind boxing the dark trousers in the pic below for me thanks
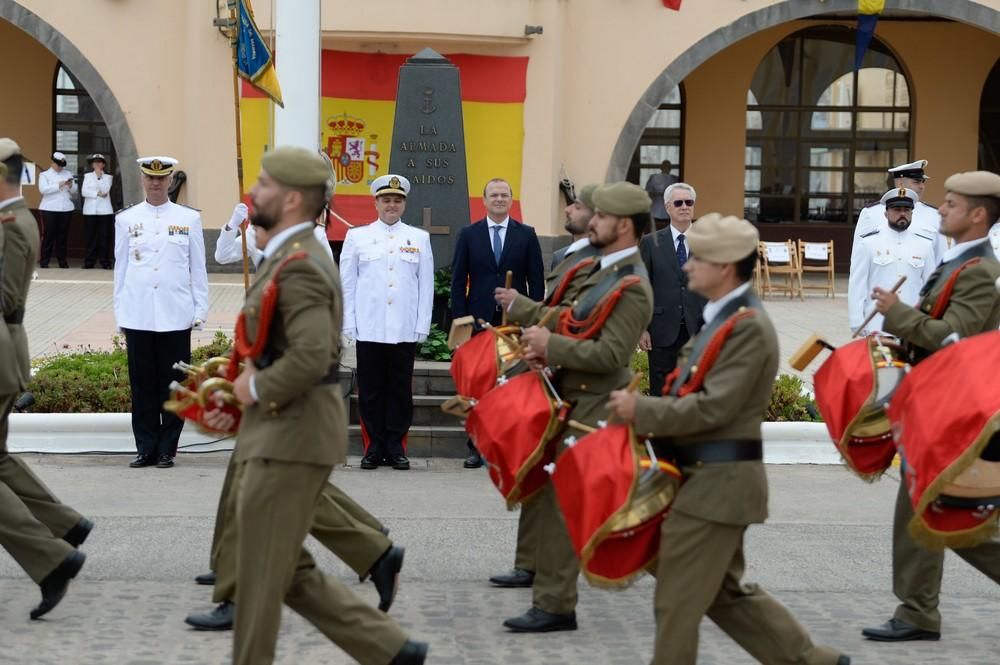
[356,341,416,460]
[123,328,191,458]
[39,210,73,267]
[83,214,114,268]
[647,327,690,397]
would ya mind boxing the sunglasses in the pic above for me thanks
[671,199,695,208]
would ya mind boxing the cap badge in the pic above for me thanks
[150,159,162,171]
[389,176,400,189]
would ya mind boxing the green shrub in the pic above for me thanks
[630,349,651,394]
[191,330,234,363]
[417,323,452,361]
[433,266,453,297]
[766,374,822,422]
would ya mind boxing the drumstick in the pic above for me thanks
[501,270,513,325]
[537,306,558,329]
[567,419,598,434]
[625,372,644,393]
[852,276,907,338]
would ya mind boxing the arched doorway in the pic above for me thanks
[0,0,140,203]
[607,0,1000,183]
[979,58,1000,173]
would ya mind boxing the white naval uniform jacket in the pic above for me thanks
[214,221,331,267]
[81,172,114,215]
[340,219,433,344]
[847,225,936,334]
[854,201,946,265]
[38,168,77,212]
[113,200,209,332]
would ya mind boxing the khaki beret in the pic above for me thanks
[577,183,597,211]
[944,171,1000,198]
[262,146,333,189]
[0,138,21,162]
[592,182,650,217]
[686,213,759,264]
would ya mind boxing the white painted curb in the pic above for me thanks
[8,414,840,463]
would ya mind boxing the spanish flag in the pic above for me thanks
[855,0,886,70]
[241,50,528,240]
[235,0,283,107]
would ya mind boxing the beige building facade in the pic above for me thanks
[2,0,999,267]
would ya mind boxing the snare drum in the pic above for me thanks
[449,325,522,401]
[465,370,571,507]
[814,334,908,480]
[551,423,682,587]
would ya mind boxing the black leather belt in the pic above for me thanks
[657,439,763,466]
[4,309,24,325]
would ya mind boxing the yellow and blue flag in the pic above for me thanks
[235,0,283,107]
[855,0,886,70]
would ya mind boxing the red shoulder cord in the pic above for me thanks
[555,275,642,340]
[545,257,597,306]
[227,251,309,380]
[929,258,982,319]
[663,310,756,397]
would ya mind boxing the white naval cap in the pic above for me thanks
[888,159,929,181]
[879,187,919,208]
[137,156,179,176]
[52,151,67,164]
[370,174,410,198]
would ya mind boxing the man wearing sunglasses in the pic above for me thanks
[639,183,707,396]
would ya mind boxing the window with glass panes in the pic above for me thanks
[744,27,911,224]
[979,58,1000,173]
[53,64,116,178]
[627,84,684,187]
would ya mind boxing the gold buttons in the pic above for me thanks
[269,401,277,410]
[248,307,257,315]
[580,383,588,390]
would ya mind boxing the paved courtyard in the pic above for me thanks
[1,457,999,664]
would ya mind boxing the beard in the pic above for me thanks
[888,216,912,232]
[250,207,279,231]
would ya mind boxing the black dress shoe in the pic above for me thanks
[63,517,94,548]
[82,264,95,269]
[389,639,428,665]
[39,263,49,269]
[464,452,483,469]
[184,601,234,631]
[156,454,174,468]
[360,453,380,470]
[369,546,405,612]
[194,571,216,586]
[489,567,535,588]
[837,657,851,665]
[31,550,86,620]
[392,455,410,470]
[128,454,155,468]
[58,263,70,269]
[861,617,940,642]
[503,606,577,633]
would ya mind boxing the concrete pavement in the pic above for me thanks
[1,456,998,664]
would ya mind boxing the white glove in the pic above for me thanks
[416,333,428,343]
[227,203,249,231]
[192,319,205,331]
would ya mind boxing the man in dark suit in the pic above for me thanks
[451,178,545,467]
[639,182,707,396]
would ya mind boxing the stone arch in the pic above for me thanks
[607,0,1000,181]
[0,0,141,202]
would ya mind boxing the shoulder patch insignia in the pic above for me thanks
[914,232,934,242]
[919,201,936,209]
[178,203,202,212]
[115,202,139,215]
[860,230,880,238]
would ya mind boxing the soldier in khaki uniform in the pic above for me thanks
[0,138,93,620]
[862,170,1000,643]
[501,181,654,632]
[203,146,426,665]
[608,213,849,665]
[488,183,600,590]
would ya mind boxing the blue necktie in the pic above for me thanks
[676,233,688,267]
[492,225,503,265]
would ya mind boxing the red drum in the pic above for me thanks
[551,423,682,587]
[465,370,570,507]
[449,325,522,401]
[814,335,907,480]
[888,331,1000,550]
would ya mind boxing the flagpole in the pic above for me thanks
[229,4,251,293]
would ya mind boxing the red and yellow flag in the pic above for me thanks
[240,50,528,239]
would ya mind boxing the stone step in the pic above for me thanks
[337,363,457,397]
[347,424,468,458]
[348,394,459,427]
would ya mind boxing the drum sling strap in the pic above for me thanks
[556,262,646,339]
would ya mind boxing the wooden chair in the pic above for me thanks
[758,240,803,300]
[797,239,835,298]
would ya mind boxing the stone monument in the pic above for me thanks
[388,48,471,270]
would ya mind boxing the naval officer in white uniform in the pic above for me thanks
[114,156,209,469]
[854,160,947,264]
[340,174,433,471]
[848,187,936,335]
[215,201,334,268]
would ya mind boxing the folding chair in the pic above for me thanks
[758,240,803,300]
[797,239,835,298]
